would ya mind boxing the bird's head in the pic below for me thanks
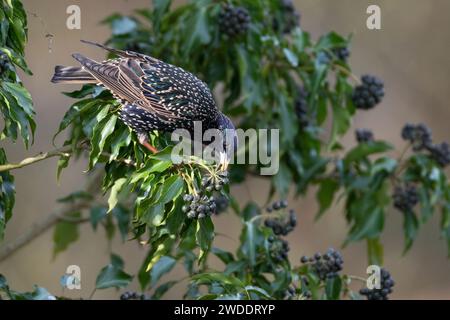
[216,113,237,171]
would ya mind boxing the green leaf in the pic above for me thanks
[95,264,133,289]
[191,272,244,288]
[240,221,256,266]
[344,141,393,165]
[111,17,137,35]
[367,238,383,265]
[150,256,176,287]
[112,205,130,241]
[159,175,184,204]
[325,277,342,300]
[53,212,80,257]
[90,206,107,230]
[196,217,214,263]
[212,247,235,264]
[152,281,177,299]
[62,85,95,98]
[316,178,339,219]
[273,163,292,198]
[108,177,127,212]
[184,7,211,53]
[89,113,117,168]
[0,148,15,240]
[403,212,419,253]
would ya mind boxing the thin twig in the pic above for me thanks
[0,145,72,173]
[0,172,102,262]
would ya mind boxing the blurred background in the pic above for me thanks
[1,0,450,299]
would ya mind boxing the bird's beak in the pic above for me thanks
[219,151,230,171]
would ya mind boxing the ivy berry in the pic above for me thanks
[359,268,395,300]
[218,4,250,38]
[355,128,374,143]
[352,75,385,110]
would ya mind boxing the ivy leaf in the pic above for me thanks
[159,175,184,204]
[325,277,342,300]
[108,177,127,212]
[211,247,235,265]
[62,85,95,98]
[367,238,384,265]
[403,212,419,253]
[316,178,339,219]
[0,148,15,240]
[344,141,393,165]
[240,221,257,266]
[273,163,292,198]
[53,212,81,257]
[150,256,176,287]
[111,17,137,35]
[196,217,214,263]
[90,206,107,230]
[95,264,133,289]
[112,205,130,241]
[152,281,177,299]
[89,113,117,169]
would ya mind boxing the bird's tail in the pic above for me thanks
[51,65,97,84]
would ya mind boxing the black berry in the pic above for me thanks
[264,200,297,236]
[401,123,432,151]
[427,142,450,167]
[301,248,344,281]
[294,86,310,127]
[218,5,250,38]
[120,291,146,300]
[393,184,419,213]
[273,0,300,34]
[268,236,290,262]
[355,128,374,143]
[352,75,385,110]
[359,268,395,300]
[333,47,350,62]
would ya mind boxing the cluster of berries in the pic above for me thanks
[359,268,395,300]
[294,86,311,127]
[264,200,297,236]
[333,47,350,62]
[268,236,290,262]
[273,0,300,34]
[401,123,450,167]
[218,4,251,38]
[182,194,216,219]
[401,123,432,151]
[300,248,344,280]
[0,53,12,77]
[182,171,229,218]
[355,128,374,143]
[120,291,147,300]
[392,184,419,213]
[428,142,450,167]
[352,75,385,110]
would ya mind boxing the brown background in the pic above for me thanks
[1,0,449,299]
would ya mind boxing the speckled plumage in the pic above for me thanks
[52,40,232,138]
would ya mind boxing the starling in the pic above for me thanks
[51,40,236,167]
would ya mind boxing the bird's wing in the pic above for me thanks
[73,53,176,120]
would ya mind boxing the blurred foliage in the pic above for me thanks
[0,0,34,239]
[2,0,450,300]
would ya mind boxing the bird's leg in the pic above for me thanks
[138,132,159,154]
